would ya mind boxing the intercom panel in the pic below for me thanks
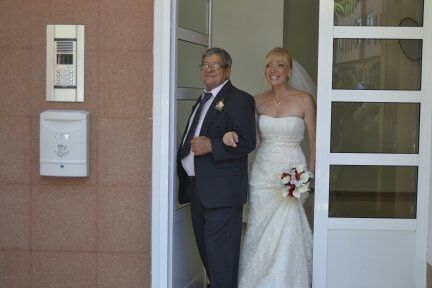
[46,25,84,102]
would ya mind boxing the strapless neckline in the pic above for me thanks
[259,114,304,121]
[258,113,305,144]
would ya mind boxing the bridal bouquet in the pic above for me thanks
[280,164,313,199]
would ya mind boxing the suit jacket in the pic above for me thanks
[177,80,256,208]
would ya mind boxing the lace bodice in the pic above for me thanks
[252,116,307,183]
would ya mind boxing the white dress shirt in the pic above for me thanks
[181,79,229,176]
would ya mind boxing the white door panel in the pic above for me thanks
[315,1,431,287]
[173,207,205,288]
[172,1,211,287]
[327,230,415,288]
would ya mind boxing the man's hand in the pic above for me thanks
[191,136,212,155]
[223,131,239,147]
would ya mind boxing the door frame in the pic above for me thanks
[153,0,212,287]
[314,1,432,287]
[152,0,172,287]
[152,0,432,287]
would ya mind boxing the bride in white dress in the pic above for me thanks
[223,47,316,288]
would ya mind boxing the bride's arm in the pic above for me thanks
[223,111,261,149]
[304,94,316,174]
[254,111,260,149]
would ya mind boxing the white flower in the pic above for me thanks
[281,175,290,184]
[215,100,224,112]
[293,183,309,198]
[281,189,289,198]
[296,164,307,173]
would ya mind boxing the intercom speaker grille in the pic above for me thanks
[56,41,74,53]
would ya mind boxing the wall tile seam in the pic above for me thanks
[27,115,99,120]
[0,248,31,252]
[79,251,151,255]
[95,4,101,287]
[96,249,151,254]
[0,46,32,50]
[0,116,32,120]
[93,48,154,53]
[7,48,155,52]
[0,248,151,255]
[0,182,147,187]
[29,184,99,188]
[25,249,100,253]
[28,99,33,286]
[24,115,153,120]
[0,181,31,185]
[95,185,150,189]
[13,248,151,255]
[96,116,153,120]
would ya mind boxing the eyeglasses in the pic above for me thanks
[199,62,227,71]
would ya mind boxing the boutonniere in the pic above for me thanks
[215,99,225,112]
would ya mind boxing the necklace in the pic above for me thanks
[273,94,284,106]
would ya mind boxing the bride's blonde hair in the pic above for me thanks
[265,47,293,69]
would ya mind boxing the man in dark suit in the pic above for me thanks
[177,48,256,287]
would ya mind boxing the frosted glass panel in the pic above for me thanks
[333,39,422,90]
[329,165,417,218]
[177,40,207,88]
[178,0,209,34]
[334,0,424,26]
[331,102,420,153]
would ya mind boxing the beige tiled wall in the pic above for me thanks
[0,0,153,287]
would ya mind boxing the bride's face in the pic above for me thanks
[264,56,291,87]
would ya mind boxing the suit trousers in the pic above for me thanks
[188,177,243,288]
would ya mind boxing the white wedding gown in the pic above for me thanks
[238,115,313,288]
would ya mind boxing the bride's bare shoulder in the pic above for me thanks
[290,88,315,104]
[254,91,271,104]
[297,92,316,113]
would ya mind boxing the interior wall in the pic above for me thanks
[213,0,318,227]
[0,1,153,287]
[212,0,284,222]
[430,143,432,266]
[212,0,318,91]
[212,0,284,97]
[283,0,319,83]
[428,7,432,272]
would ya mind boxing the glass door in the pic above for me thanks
[171,0,211,287]
[314,0,431,287]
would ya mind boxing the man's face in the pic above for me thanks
[200,54,231,91]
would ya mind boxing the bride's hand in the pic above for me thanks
[223,131,239,147]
